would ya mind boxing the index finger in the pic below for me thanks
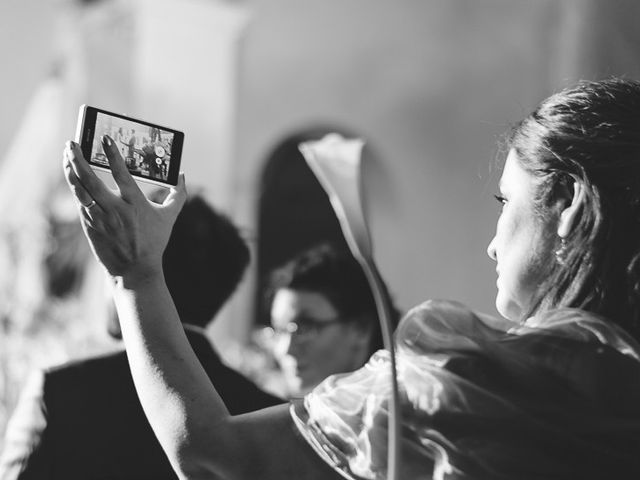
[101,135,145,202]
[65,141,116,208]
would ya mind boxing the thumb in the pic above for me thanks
[162,173,187,218]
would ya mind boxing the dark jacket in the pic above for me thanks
[0,328,283,480]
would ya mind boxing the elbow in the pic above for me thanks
[171,451,230,480]
[173,463,217,480]
[163,420,240,479]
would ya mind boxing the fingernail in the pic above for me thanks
[65,140,73,149]
[102,135,112,147]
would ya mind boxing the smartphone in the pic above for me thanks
[75,105,184,187]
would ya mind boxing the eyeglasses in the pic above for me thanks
[272,316,341,339]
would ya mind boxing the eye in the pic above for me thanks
[493,194,507,206]
[294,321,315,335]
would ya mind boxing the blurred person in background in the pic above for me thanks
[268,242,399,396]
[0,193,283,480]
[115,127,126,159]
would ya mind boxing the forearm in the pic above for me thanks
[111,270,339,480]
[113,269,231,478]
[62,140,334,479]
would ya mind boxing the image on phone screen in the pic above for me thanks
[91,112,176,183]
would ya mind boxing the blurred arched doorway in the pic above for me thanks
[254,127,356,326]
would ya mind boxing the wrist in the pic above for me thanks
[113,263,165,290]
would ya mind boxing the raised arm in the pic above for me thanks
[62,138,338,480]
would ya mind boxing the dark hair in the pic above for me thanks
[150,191,250,328]
[508,77,640,339]
[268,242,399,354]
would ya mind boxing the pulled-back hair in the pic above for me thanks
[508,78,640,339]
[268,242,399,355]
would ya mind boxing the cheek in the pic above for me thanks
[495,218,552,319]
[307,332,344,358]
[306,330,355,366]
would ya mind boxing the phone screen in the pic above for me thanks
[78,106,183,186]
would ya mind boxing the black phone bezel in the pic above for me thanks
[78,106,184,187]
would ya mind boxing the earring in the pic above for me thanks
[555,237,568,266]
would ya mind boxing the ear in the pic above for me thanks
[557,181,585,239]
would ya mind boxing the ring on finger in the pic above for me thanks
[83,200,98,210]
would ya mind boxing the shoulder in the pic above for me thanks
[396,299,510,353]
[184,326,217,353]
[400,299,506,329]
[44,349,127,380]
[183,326,284,412]
[40,349,129,400]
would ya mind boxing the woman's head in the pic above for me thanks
[491,78,640,338]
[487,149,560,321]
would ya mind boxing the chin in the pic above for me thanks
[495,292,522,321]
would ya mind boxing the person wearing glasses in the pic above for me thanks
[268,243,400,396]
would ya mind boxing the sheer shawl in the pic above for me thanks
[291,299,640,479]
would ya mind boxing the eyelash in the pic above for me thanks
[493,194,507,205]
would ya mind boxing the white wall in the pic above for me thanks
[231,0,640,324]
[233,0,558,319]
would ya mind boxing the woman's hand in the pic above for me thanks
[62,136,186,282]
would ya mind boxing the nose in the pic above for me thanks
[285,332,304,358]
[486,236,497,261]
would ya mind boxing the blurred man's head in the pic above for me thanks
[108,192,250,338]
[268,243,396,394]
